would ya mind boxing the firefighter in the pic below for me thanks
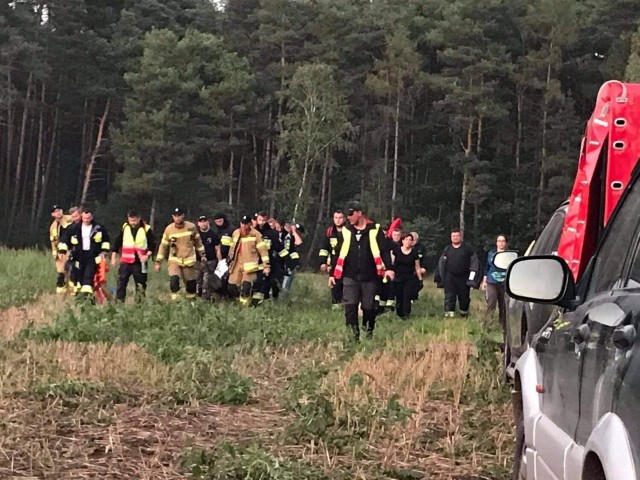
[60,206,83,294]
[154,208,205,300]
[196,215,222,300]
[255,211,287,301]
[227,214,270,305]
[49,205,72,294]
[212,212,234,260]
[330,202,393,341]
[110,210,156,302]
[319,209,345,309]
[275,218,301,296]
[57,206,110,298]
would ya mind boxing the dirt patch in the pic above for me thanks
[0,293,66,339]
[0,397,290,479]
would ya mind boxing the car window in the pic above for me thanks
[532,208,566,255]
[587,178,640,296]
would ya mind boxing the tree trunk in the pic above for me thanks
[228,148,234,206]
[3,68,14,218]
[150,195,157,231]
[236,148,244,207]
[515,88,523,173]
[81,98,110,205]
[76,99,95,204]
[536,59,552,232]
[36,91,61,230]
[7,72,34,237]
[304,150,331,269]
[30,82,46,231]
[460,114,474,234]
[391,87,401,218]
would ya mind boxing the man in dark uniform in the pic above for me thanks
[197,215,222,300]
[255,211,287,302]
[434,228,481,317]
[319,209,346,309]
[330,202,393,341]
[57,206,110,299]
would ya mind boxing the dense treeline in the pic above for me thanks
[2,0,640,260]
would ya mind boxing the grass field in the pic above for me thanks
[0,249,514,479]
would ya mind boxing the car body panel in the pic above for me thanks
[585,413,636,480]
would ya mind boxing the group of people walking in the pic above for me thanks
[49,201,510,341]
[49,205,301,305]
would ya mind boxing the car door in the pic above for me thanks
[535,176,640,478]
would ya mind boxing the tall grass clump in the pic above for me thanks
[0,247,52,309]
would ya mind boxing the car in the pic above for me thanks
[503,170,640,479]
[503,200,569,380]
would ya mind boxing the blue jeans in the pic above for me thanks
[282,269,296,294]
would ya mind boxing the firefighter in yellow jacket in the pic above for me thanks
[49,205,72,294]
[154,208,205,300]
[227,214,270,305]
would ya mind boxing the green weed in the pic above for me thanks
[181,442,329,480]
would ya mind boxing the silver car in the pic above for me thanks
[504,173,640,479]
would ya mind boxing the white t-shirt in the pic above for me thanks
[81,224,92,251]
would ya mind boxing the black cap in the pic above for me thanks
[172,207,184,216]
[198,215,208,221]
[294,223,305,233]
[240,214,253,225]
[345,201,363,214]
[213,212,225,220]
[51,204,62,212]
[127,209,139,218]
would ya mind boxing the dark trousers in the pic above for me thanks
[394,277,418,318]
[77,251,97,294]
[331,279,344,304]
[116,262,147,301]
[483,283,506,328]
[444,274,470,314]
[343,277,379,335]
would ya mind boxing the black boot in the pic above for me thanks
[345,304,360,342]
[363,309,376,339]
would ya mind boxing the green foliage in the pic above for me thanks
[181,443,329,480]
[0,248,53,309]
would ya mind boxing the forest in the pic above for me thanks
[2,0,640,259]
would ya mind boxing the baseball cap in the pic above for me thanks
[293,223,305,233]
[345,201,363,215]
[127,209,139,217]
[172,207,184,216]
[50,204,62,212]
[198,215,208,221]
[240,214,253,225]
[213,212,225,220]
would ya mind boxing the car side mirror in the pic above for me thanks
[493,250,519,270]
[506,255,577,309]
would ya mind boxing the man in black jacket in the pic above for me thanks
[197,215,222,300]
[434,228,480,318]
[319,209,346,308]
[255,211,287,302]
[57,206,110,298]
[212,212,234,259]
[330,202,394,341]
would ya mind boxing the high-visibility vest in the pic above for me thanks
[120,223,150,264]
[333,224,385,280]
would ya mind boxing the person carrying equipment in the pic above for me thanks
[154,207,205,300]
[227,214,270,305]
[57,205,110,299]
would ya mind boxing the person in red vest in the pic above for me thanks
[110,210,156,302]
